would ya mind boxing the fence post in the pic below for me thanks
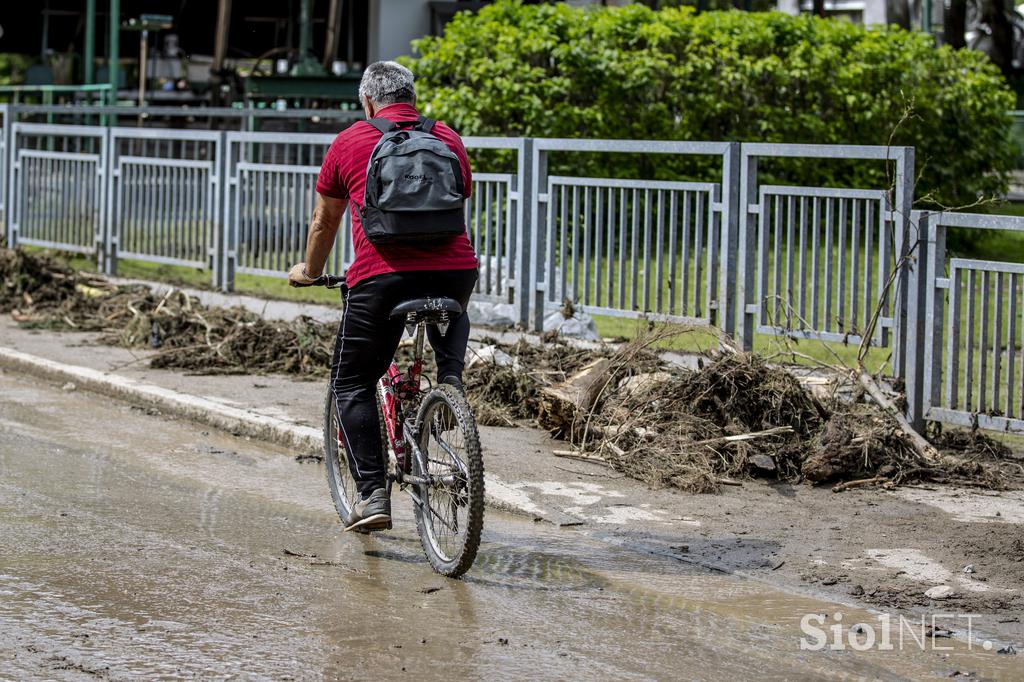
[529,142,549,332]
[0,104,8,241]
[213,130,225,290]
[512,138,534,330]
[904,210,929,432]
[103,127,117,275]
[6,123,17,249]
[719,142,741,338]
[736,148,758,351]
[891,147,915,380]
[920,211,946,429]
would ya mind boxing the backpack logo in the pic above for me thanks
[404,173,432,182]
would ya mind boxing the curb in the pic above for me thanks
[0,345,568,523]
[0,346,322,452]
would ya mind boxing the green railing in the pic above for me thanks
[0,84,113,106]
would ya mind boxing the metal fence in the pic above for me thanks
[7,123,108,258]
[531,139,739,336]
[109,128,223,282]
[11,120,1024,436]
[910,211,1024,433]
[738,143,914,376]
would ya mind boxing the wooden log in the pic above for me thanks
[857,371,940,462]
[537,358,614,437]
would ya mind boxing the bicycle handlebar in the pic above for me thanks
[291,273,346,289]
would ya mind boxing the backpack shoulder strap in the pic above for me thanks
[368,117,397,135]
[415,116,437,135]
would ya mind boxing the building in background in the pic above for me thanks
[0,0,512,107]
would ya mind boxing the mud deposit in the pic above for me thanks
[1,372,1021,680]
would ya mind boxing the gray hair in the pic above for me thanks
[358,61,416,107]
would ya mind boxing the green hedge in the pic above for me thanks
[407,2,1015,208]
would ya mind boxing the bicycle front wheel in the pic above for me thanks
[412,383,484,578]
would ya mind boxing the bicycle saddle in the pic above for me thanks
[390,297,462,336]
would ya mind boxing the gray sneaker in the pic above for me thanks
[345,488,391,533]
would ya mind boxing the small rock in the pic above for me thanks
[672,544,689,553]
[962,564,975,574]
[466,300,518,329]
[925,585,956,600]
[466,344,514,369]
[747,454,776,472]
[61,382,76,392]
[997,644,1017,656]
[821,576,839,586]
[542,308,599,341]
[850,584,865,596]
[497,637,510,646]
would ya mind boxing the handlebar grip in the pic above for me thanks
[290,273,345,288]
[319,274,345,289]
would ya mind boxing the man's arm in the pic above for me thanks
[288,193,348,286]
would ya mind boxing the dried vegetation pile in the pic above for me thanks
[4,249,1022,492]
[1,249,334,376]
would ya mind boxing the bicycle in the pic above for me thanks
[303,274,485,578]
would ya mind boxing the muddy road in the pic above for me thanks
[0,371,1019,680]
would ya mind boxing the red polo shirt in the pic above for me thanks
[315,103,479,288]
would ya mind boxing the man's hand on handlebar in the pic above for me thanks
[288,262,319,288]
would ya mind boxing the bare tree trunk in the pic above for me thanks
[944,0,968,48]
[813,0,826,17]
[982,0,1015,76]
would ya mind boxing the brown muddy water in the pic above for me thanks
[0,371,1019,680]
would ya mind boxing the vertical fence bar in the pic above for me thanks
[630,188,639,312]
[595,186,604,307]
[948,264,962,410]
[756,189,769,325]
[966,270,977,410]
[1009,273,1019,418]
[823,198,834,333]
[863,200,875,337]
[680,191,692,315]
[583,186,592,306]
[810,196,820,329]
[655,189,664,313]
[667,190,677,316]
[994,272,1004,412]
[980,270,991,412]
[693,191,705,317]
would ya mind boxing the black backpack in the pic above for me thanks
[356,116,467,245]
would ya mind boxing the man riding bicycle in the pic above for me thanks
[288,61,479,533]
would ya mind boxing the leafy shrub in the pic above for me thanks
[407,2,1015,208]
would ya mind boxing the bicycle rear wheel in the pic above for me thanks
[412,383,484,577]
[323,387,388,527]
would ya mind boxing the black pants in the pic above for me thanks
[331,268,478,498]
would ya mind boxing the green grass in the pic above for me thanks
[62,252,341,306]
[590,313,891,372]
